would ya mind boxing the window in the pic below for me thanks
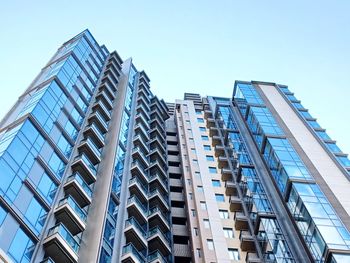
[223,228,234,238]
[193,159,198,164]
[195,172,202,183]
[207,239,214,250]
[200,201,207,210]
[204,145,211,151]
[191,148,196,155]
[196,248,201,258]
[189,193,193,200]
[194,227,199,236]
[212,180,221,187]
[206,155,214,161]
[197,186,204,193]
[191,209,196,216]
[215,194,225,202]
[196,110,202,115]
[187,179,192,185]
[228,249,240,260]
[197,118,204,123]
[203,219,210,228]
[219,210,229,219]
[201,135,209,141]
[199,127,206,132]
[209,167,217,173]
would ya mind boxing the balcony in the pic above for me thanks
[134,123,149,140]
[133,135,149,154]
[149,118,165,134]
[148,189,169,212]
[121,243,146,263]
[54,196,87,235]
[148,206,170,232]
[124,217,147,249]
[148,250,168,263]
[127,195,148,224]
[149,126,165,141]
[83,122,105,148]
[96,89,114,109]
[78,137,102,164]
[92,100,111,121]
[214,145,225,157]
[209,127,218,137]
[63,173,92,207]
[218,156,229,169]
[204,109,213,118]
[229,195,243,212]
[129,177,148,202]
[89,111,108,133]
[225,180,237,196]
[221,167,233,181]
[206,118,215,128]
[240,230,256,252]
[132,147,149,168]
[71,153,97,184]
[148,149,167,168]
[211,135,222,147]
[43,224,79,263]
[149,139,166,156]
[147,227,171,255]
[130,161,148,184]
[135,113,149,129]
[149,174,168,194]
[246,253,263,263]
[148,160,167,179]
[234,212,249,231]
[99,82,116,100]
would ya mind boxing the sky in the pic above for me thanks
[0,1,349,153]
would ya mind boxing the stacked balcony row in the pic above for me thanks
[41,53,121,263]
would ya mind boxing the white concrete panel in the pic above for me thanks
[258,84,350,217]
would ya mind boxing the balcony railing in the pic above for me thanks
[127,195,148,214]
[46,223,80,253]
[125,217,147,239]
[121,243,146,263]
[58,196,87,222]
[148,250,168,263]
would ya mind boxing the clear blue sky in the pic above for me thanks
[1,1,349,153]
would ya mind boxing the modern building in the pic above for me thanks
[0,30,349,263]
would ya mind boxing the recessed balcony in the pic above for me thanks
[54,196,87,235]
[63,173,92,207]
[121,243,146,263]
[147,227,171,255]
[89,111,108,133]
[148,206,170,232]
[43,223,79,263]
[124,217,147,250]
[149,139,166,156]
[148,149,167,168]
[245,253,263,263]
[204,109,213,118]
[229,195,243,212]
[126,195,148,224]
[234,212,249,231]
[214,145,225,157]
[77,137,102,165]
[129,176,148,202]
[240,230,256,252]
[71,153,97,184]
[83,122,105,148]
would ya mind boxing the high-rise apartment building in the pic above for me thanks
[0,30,349,263]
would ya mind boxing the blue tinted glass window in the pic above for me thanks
[316,131,331,140]
[48,152,65,179]
[300,111,313,119]
[197,118,204,123]
[209,167,217,173]
[199,127,206,132]
[308,121,321,129]
[206,155,214,161]
[325,143,341,153]
[24,197,46,233]
[201,135,209,141]
[64,120,78,140]
[204,145,211,151]
[0,205,6,226]
[70,107,83,125]
[212,180,221,187]
[57,135,72,157]
[8,228,34,263]
[337,156,350,167]
[215,194,225,202]
[37,173,57,205]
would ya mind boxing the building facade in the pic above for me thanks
[0,30,349,263]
